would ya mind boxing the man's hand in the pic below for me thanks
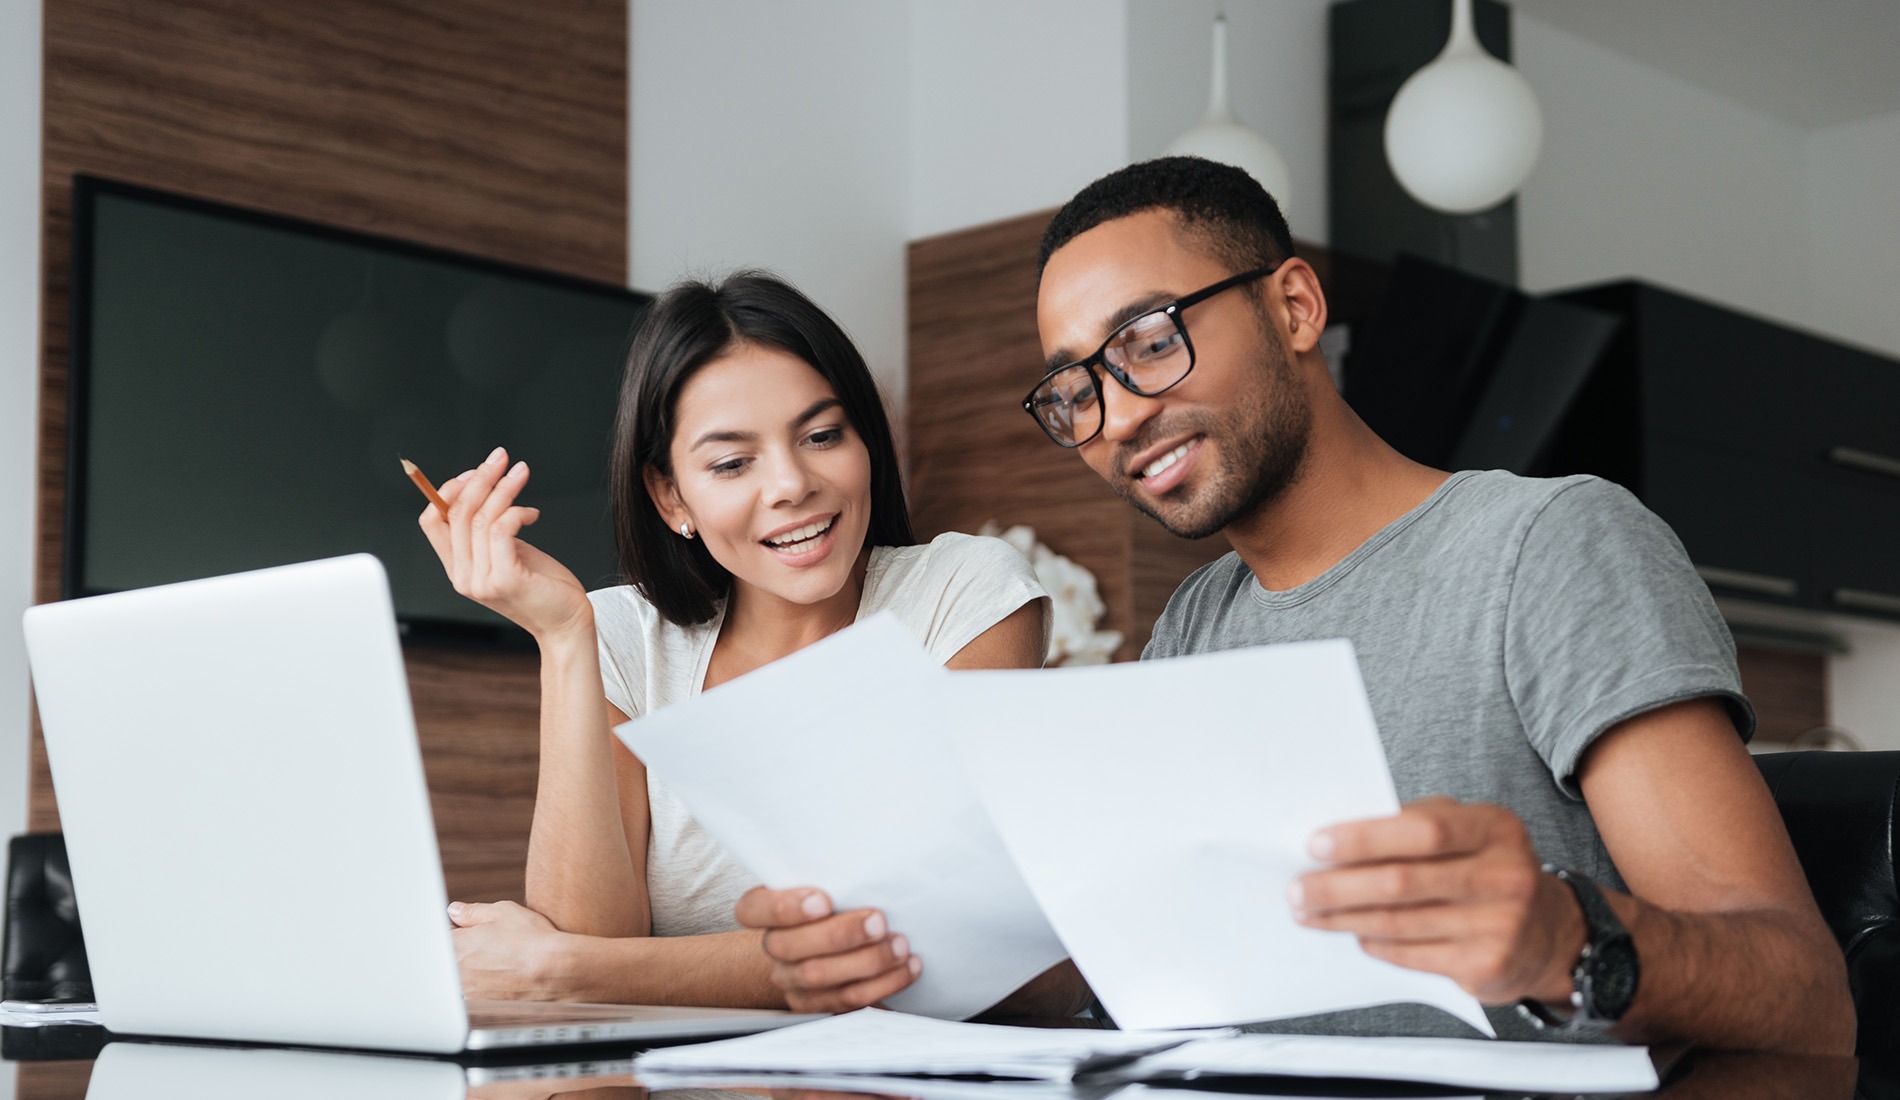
[734,887,922,1012]
[1289,796,1585,1005]
[450,899,579,1001]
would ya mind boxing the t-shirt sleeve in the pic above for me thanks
[895,533,1051,664]
[1503,477,1755,797]
[587,587,649,719]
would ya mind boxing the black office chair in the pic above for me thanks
[1754,750,1899,1083]
[1,833,91,1004]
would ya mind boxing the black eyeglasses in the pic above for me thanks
[1022,262,1282,448]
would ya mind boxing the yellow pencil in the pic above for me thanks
[400,458,451,519]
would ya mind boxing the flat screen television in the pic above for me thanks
[67,176,650,644]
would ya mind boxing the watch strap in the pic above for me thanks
[1553,866,1623,943]
[1515,865,1636,1034]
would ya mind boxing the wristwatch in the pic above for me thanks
[1516,866,1640,1034]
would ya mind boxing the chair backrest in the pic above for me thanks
[1753,749,1899,1069]
[2,833,91,1003]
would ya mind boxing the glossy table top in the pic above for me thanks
[0,1023,1876,1100]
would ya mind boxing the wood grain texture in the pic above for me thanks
[14,1060,91,1100]
[907,210,1143,658]
[906,212,1384,660]
[1734,646,1828,746]
[30,0,626,904]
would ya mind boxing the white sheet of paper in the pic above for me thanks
[633,1008,1205,1079]
[1127,1033,1658,1093]
[1116,1086,1473,1100]
[943,639,1494,1035]
[615,615,1069,1020]
[634,1071,1109,1100]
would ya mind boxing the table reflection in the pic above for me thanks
[6,1038,1868,1100]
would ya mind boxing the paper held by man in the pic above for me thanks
[615,612,1491,1034]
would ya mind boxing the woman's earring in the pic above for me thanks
[679,522,694,539]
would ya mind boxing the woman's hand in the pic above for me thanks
[418,446,591,642]
[449,899,581,1001]
[734,887,921,1012]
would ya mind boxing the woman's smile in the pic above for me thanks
[761,512,839,563]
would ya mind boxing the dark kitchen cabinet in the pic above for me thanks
[1550,281,1900,621]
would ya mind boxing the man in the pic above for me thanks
[738,157,1853,1053]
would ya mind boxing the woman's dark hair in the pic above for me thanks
[610,271,914,625]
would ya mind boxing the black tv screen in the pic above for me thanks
[68,176,649,642]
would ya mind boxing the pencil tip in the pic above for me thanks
[399,457,418,474]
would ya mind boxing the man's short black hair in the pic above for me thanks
[1037,156,1295,277]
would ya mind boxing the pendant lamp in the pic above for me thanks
[1383,0,1542,214]
[1166,13,1293,209]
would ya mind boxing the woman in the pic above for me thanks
[419,272,1068,1013]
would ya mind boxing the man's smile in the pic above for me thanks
[1125,433,1206,496]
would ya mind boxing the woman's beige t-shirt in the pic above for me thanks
[588,532,1048,937]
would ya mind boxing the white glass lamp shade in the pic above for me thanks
[1383,0,1543,214]
[1168,122,1294,207]
[1166,15,1293,208]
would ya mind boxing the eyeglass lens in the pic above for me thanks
[1030,311,1192,446]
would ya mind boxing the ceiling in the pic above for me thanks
[1508,0,1900,130]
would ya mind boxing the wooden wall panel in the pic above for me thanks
[31,0,626,905]
[1735,646,1829,746]
[14,1061,90,1100]
[907,210,1144,658]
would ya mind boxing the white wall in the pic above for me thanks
[628,0,1148,414]
[2,0,42,870]
[628,0,1331,419]
[1804,111,1900,360]
[628,0,911,403]
[908,0,1128,241]
[1125,0,1331,244]
[908,0,1330,243]
[2,6,37,1097]
[1829,621,1900,752]
[1515,13,1900,368]
[1514,15,1811,332]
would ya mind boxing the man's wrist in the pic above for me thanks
[1518,868,1642,1033]
[1530,868,1591,1003]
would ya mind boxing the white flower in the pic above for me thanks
[980,522,1124,666]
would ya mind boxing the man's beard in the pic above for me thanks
[1108,328,1312,541]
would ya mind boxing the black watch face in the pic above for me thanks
[1582,934,1640,1019]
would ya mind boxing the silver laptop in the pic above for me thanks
[23,554,819,1054]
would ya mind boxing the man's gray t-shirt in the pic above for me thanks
[1144,470,1754,1041]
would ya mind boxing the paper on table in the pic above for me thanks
[1125,1033,1658,1093]
[943,638,1494,1035]
[633,1008,1207,1079]
[636,1071,1110,1100]
[635,1071,1114,1100]
[615,615,1069,1020]
[1114,1085,1476,1100]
